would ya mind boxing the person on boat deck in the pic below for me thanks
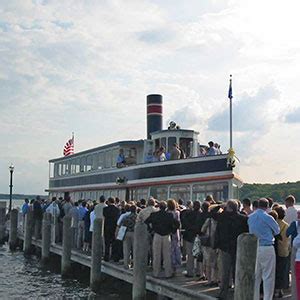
[170,143,181,160]
[207,141,218,156]
[116,149,126,168]
[158,146,167,161]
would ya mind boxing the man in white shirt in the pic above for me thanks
[285,195,297,225]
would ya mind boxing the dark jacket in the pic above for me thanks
[286,221,298,242]
[33,201,43,220]
[214,211,248,255]
[145,210,179,236]
[103,205,120,235]
[181,210,202,242]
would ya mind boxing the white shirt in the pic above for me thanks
[94,203,107,219]
[46,202,60,217]
[285,206,297,225]
[117,212,130,226]
[89,211,96,232]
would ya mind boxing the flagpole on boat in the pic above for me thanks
[228,75,233,149]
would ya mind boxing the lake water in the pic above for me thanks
[0,244,133,299]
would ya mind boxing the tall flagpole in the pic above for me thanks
[228,75,233,149]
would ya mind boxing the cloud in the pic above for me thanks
[137,29,176,44]
[208,84,281,133]
[284,107,300,124]
[1,0,300,193]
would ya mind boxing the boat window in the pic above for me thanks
[192,184,206,202]
[54,163,59,177]
[86,155,92,171]
[112,149,119,167]
[75,158,80,173]
[80,156,86,172]
[92,153,98,170]
[179,138,193,157]
[192,182,228,202]
[168,137,177,152]
[125,147,137,165]
[161,137,166,148]
[98,152,104,170]
[232,184,239,199]
[133,188,149,201]
[149,186,168,201]
[70,160,75,174]
[169,185,191,203]
[154,139,160,150]
[104,151,112,168]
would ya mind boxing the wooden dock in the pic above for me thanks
[4,209,292,300]
[18,233,221,300]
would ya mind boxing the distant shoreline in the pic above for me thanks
[0,194,48,200]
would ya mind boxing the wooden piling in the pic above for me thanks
[41,213,52,262]
[23,210,34,255]
[9,209,18,250]
[61,215,72,276]
[234,233,258,300]
[90,218,103,291]
[0,202,6,244]
[132,222,148,300]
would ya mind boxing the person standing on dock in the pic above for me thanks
[214,200,248,300]
[181,200,202,278]
[94,195,107,219]
[145,201,179,278]
[69,202,80,248]
[103,197,121,262]
[248,198,280,300]
[21,198,30,231]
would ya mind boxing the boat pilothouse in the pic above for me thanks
[47,94,242,203]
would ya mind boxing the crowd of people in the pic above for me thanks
[20,194,299,300]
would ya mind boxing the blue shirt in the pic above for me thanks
[22,203,29,215]
[248,209,280,246]
[78,206,88,220]
[207,147,217,156]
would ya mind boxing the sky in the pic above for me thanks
[0,0,300,194]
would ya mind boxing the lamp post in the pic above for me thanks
[9,164,14,212]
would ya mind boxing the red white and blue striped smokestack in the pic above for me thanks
[147,94,162,139]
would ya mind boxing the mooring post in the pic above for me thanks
[41,213,52,262]
[132,222,148,300]
[23,210,34,255]
[234,233,258,300]
[9,209,18,250]
[0,202,6,245]
[90,218,103,291]
[61,215,72,276]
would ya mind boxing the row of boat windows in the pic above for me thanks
[50,182,231,203]
[50,136,196,178]
[51,147,138,177]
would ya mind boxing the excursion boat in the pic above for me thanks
[47,95,242,203]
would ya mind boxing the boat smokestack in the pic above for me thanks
[147,94,163,139]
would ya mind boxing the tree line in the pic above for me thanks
[240,181,300,203]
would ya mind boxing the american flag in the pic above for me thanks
[63,135,74,156]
